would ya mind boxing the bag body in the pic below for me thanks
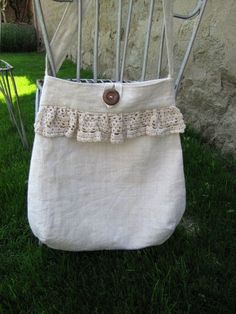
[28,75,186,251]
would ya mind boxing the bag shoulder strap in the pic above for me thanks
[49,0,92,75]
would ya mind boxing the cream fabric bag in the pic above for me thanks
[28,0,186,251]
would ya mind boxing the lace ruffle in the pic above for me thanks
[35,105,185,143]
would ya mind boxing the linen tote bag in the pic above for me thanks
[28,0,186,251]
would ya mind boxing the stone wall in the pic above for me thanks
[175,0,236,155]
[40,0,236,154]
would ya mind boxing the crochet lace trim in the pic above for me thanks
[35,105,185,143]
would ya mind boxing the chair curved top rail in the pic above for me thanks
[174,0,204,20]
[52,0,204,19]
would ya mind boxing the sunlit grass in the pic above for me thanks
[0,76,36,103]
[14,76,36,96]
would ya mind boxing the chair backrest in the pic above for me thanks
[34,0,207,96]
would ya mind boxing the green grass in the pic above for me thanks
[0,53,235,314]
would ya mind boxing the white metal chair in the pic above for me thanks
[33,0,207,113]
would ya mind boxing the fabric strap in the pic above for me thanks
[48,0,92,74]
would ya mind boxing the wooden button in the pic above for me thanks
[103,89,120,106]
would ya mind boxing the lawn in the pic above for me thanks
[0,53,235,314]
